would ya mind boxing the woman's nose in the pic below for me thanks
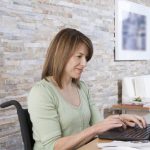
[80,57,87,67]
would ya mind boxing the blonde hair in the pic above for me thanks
[42,28,93,88]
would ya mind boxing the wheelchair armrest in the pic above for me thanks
[0,100,22,109]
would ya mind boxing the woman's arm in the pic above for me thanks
[54,115,124,150]
[54,126,95,150]
[54,114,147,150]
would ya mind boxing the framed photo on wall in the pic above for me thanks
[115,0,150,60]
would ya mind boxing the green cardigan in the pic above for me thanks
[28,79,100,150]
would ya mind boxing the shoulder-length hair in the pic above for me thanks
[42,28,93,88]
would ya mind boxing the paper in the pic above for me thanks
[100,147,139,150]
[97,141,150,150]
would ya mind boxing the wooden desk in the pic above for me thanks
[77,138,111,150]
[111,104,150,114]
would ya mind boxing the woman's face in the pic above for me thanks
[64,43,88,80]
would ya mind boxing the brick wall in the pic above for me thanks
[1,0,150,149]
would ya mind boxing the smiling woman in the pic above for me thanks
[64,43,88,80]
[41,28,93,88]
[27,28,147,150]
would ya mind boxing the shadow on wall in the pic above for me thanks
[103,80,122,118]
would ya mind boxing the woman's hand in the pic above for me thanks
[119,114,147,128]
[93,115,126,134]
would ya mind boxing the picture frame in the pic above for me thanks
[115,0,150,60]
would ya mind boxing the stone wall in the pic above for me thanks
[1,0,150,149]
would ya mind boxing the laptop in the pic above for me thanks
[98,124,150,141]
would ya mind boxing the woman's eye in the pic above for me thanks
[77,55,82,58]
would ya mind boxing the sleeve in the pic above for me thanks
[27,84,61,150]
[80,81,101,125]
[87,88,101,125]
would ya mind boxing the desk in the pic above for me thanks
[77,138,111,150]
[111,104,150,114]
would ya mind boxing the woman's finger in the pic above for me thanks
[120,114,147,128]
[135,115,147,128]
[124,120,135,127]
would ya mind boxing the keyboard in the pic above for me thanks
[98,124,150,141]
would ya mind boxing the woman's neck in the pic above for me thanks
[48,76,73,89]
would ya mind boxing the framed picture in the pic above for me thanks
[115,0,150,60]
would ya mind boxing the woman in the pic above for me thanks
[28,28,146,150]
